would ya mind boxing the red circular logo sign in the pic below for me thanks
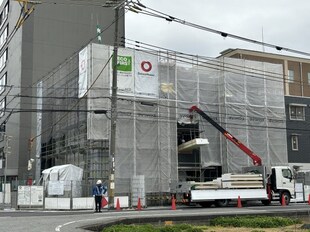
[141,61,152,72]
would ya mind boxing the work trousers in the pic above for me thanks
[94,195,102,212]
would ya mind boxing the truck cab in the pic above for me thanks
[269,166,295,205]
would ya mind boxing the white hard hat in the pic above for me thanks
[96,180,102,184]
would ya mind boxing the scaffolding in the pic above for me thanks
[39,43,287,199]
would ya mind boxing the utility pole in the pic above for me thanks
[109,6,118,209]
[104,0,125,209]
[2,135,11,207]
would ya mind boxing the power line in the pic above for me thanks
[122,39,305,86]
[126,1,310,57]
[1,37,306,98]
[2,0,308,144]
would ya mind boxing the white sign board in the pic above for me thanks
[30,186,43,205]
[18,186,30,205]
[78,47,88,98]
[18,186,43,206]
[48,181,64,195]
[113,48,134,96]
[114,48,159,99]
[135,51,158,98]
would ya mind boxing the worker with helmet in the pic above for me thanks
[92,179,107,212]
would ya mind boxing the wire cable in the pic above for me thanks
[126,1,310,57]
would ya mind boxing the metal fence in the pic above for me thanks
[1,179,173,210]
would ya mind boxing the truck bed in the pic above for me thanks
[191,188,268,202]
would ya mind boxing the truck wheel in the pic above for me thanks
[215,199,229,207]
[199,202,212,207]
[261,199,271,206]
[280,192,290,205]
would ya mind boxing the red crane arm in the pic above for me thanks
[189,105,262,166]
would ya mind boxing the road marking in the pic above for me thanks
[54,206,310,231]
[55,221,78,231]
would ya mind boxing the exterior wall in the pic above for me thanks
[287,61,302,96]
[302,63,310,96]
[229,53,284,66]
[0,1,24,178]
[0,0,124,181]
[285,96,310,164]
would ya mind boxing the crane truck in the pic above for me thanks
[177,105,295,207]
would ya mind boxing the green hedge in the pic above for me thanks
[209,216,301,228]
[102,223,203,232]
[102,216,301,231]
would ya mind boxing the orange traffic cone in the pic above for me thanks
[116,198,121,211]
[136,197,142,211]
[281,195,286,206]
[308,194,310,205]
[237,196,242,208]
[171,195,176,210]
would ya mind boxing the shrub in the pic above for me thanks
[103,224,157,232]
[209,216,301,228]
[160,224,203,232]
[102,223,203,232]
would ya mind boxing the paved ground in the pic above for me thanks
[0,203,309,232]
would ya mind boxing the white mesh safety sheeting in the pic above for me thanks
[42,43,287,195]
[86,45,287,192]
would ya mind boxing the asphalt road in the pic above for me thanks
[0,203,309,232]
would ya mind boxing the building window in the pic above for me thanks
[0,97,5,118]
[288,70,294,83]
[0,25,7,50]
[291,135,298,151]
[289,105,305,120]
[282,168,292,179]
[0,72,6,94]
[0,122,5,141]
[0,49,7,71]
[0,3,8,30]
[308,72,310,85]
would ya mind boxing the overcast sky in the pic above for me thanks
[125,0,310,58]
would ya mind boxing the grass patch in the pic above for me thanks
[209,216,301,228]
[102,216,303,232]
[102,223,203,232]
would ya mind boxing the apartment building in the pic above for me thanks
[220,49,310,170]
[0,0,124,185]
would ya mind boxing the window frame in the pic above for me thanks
[289,104,305,121]
[0,3,9,30]
[282,168,293,179]
[288,69,294,83]
[0,25,8,50]
[0,72,6,95]
[0,48,7,72]
[291,135,298,151]
[0,97,5,118]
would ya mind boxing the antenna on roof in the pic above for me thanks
[262,26,265,53]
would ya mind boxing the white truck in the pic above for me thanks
[183,165,295,207]
[177,106,296,207]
